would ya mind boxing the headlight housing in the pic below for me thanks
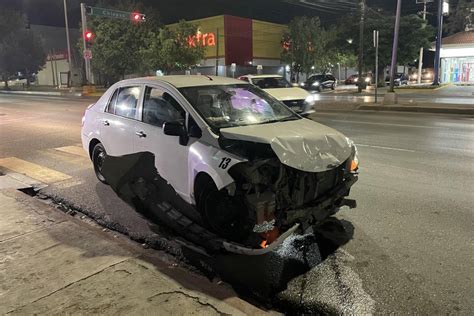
[346,139,359,172]
[365,77,370,83]
[312,81,320,87]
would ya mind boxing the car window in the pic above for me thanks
[326,75,335,81]
[252,77,292,89]
[142,86,185,127]
[106,89,119,114]
[114,86,140,119]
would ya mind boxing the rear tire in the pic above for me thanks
[92,143,108,184]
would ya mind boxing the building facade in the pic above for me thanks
[168,15,287,77]
[440,31,474,84]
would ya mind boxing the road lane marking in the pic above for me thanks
[54,146,89,158]
[355,143,417,153]
[330,119,442,129]
[0,157,71,183]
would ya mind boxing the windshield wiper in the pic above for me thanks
[261,116,299,125]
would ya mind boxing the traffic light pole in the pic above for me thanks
[80,3,91,84]
[63,0,72,87]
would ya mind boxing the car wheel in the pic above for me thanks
[92,143,108,184]
[331,83,335,90]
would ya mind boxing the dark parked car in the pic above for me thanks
[385,73,409,86]
[345,74,359,85]
[301,74,337,92]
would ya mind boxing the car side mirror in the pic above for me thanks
[163,121,188,146]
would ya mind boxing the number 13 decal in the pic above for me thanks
[218,157,231,169]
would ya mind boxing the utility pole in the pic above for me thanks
[357,0,366,93]
[417,0,429,84]
[389,0,402,93]
[215,28,219,76]
[432,0,446,85]
[63,0,72,87]
[374,30,379,103]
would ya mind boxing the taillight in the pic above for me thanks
[82,103,94,127]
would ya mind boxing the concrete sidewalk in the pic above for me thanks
[0,187,273,315]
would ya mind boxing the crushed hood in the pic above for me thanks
[220,118,352,172]
[264,87,309,101]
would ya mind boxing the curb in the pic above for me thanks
[0,90,83,97]
[357,105,474,115]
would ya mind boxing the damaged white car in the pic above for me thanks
[81,75,359,255]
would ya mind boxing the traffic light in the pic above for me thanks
[84,31,94,49]
[131,12,146,22]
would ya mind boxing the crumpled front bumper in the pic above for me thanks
[282,173,358,230]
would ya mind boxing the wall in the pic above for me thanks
[252,20,287,61]
[37,59,70,86]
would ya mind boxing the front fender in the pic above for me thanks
[188,142,246,202]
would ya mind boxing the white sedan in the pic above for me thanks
[81,75,358,254]
[238,74,315,115]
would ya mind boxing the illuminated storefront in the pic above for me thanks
[440,31,474,84]
[168,15,287,76]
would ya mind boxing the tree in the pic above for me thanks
[141,20,205,74]
[281,16,334,81]
[80,1,160,85]
[0,9,46,89]
[444,0,472,35]
[338,11,434,84]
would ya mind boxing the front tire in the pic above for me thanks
[92,143,108,184]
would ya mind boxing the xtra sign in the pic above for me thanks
[187,32,216,47]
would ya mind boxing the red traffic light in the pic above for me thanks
[131,12,145,22]
[84,31,93,41]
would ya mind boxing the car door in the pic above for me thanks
[100,85,142,157]
[134,85,194,200]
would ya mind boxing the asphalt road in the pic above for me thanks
[1,94,473,314]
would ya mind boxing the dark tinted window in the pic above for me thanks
[309,75,324,82]
[114,86,140,119]
[326,75,336,81]
[142,87,185,127]
[252,77,292,89]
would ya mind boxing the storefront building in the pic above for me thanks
[440,31,474,83]
[168,15,287,76]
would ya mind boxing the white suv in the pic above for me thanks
[81,75,358,253]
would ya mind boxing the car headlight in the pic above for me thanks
[365,77,370,82]
[346,139,359,172]
[300,82,305,87]
[305,95,317,104]
[312,81,320,86]
[354,78,359,82]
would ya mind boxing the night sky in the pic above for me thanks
[0,0,449,28]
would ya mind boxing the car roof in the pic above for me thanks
[241,74,284,79]
[120,75,245,88]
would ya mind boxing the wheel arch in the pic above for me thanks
[88,138,101,159]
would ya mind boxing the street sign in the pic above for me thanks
[257,65,263,70]
[87,6,132,20]
[83,49,92,60]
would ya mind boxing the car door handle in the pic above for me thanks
[102,120,110,126]
[135,131,147,138]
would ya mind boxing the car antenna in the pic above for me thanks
[202,75,213,81]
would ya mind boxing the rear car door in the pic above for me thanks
[100,85,142,156]
[134,85,193,199]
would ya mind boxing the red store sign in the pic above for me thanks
[188,32,216,47]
